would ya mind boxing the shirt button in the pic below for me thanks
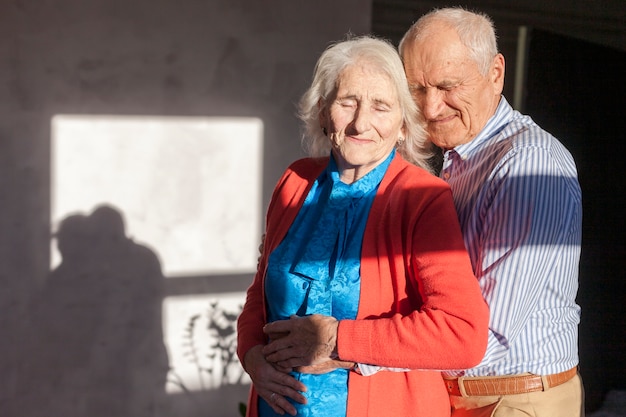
[443,172,451,180]
[302,282,309,289]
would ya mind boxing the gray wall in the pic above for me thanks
[0,1,371,416]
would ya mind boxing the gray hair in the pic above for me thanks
[399,7,498,76]
[298,34,433,172]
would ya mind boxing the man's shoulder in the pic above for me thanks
[485,98,563,150]
[504,111,561,148]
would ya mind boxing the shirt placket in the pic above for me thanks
[441,150,461,182]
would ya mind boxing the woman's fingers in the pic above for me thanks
[262,375,307,416]
[245,344,308,415]
[264,384,307,416]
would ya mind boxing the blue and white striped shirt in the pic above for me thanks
[442,97,582,377]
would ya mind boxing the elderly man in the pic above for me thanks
[399,7,584,417]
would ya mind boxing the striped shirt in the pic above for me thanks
[442,97,582,377]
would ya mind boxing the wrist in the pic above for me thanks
[243,344,263,375]
[328,319,339,359]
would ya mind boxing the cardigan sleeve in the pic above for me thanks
[337,165,489,370]
[236,213,272,364]
[237,158,326,365]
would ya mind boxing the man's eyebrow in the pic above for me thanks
[410,80,458,89]
[438,80,458,88]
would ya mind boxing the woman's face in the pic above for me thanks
[322,61,404,182]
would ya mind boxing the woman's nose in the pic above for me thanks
[352,107,371,133]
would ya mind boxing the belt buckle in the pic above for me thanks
[456,376,470,397]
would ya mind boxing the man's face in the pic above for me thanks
[402,23,504,149]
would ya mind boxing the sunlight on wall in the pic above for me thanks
[164,293,251,393]
[50,115,262,394]
[50,115,264,276]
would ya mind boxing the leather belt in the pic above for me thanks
[444,367,578,397]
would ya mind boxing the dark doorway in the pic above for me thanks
[524,28,626,413]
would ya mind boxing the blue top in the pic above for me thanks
[260,150,394,417]
[441,97,582,377]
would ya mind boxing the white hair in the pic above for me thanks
[298,34,434,172]
[399,7,498,75]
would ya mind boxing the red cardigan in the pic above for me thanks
[237,154,488,417]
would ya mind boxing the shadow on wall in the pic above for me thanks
[21,204,169,416]
[18,203,252,417]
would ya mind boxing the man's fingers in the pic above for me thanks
[264,347,303,368]
[265,331,290,341]
[262,337,290,356]
[263,346,288,363]
[263,335,310,359]
[263,320,292,335]
[265,347,310,367]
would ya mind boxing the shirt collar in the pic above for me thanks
[450,96,513,160]
[326,149,395,198]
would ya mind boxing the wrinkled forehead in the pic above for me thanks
[403,28,474,81]
[334,60,398,94]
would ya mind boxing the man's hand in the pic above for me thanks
[262,314,339,369]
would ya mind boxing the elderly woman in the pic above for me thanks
[237,35,489,417]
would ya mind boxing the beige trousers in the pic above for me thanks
[449,373,584,417]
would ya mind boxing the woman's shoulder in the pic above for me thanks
[271,157,328,195]
[283,157,328,180]
[287,156,328,169]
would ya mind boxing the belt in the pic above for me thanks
[444,367,578,397]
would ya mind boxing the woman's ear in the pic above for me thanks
[399,124,407,142]
[318,100,328,132]
[317,99,328,127]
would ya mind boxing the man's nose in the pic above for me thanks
[421,89,444,120]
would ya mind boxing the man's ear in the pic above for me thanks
[491,53,505,95]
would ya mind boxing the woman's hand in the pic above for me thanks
[262,314,339,368]
[244,345,307,416]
